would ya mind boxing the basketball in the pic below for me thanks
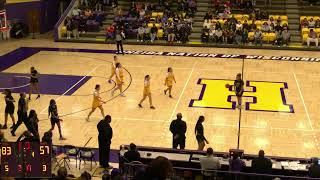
[225,84,230,88]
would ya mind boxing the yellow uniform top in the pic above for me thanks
[116,67,124,84]
[165,72,175,87]
[92,90,101,108]
[111,60,117,73]
[144,79,151,95]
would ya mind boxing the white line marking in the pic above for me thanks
[293,72,313,130]
[167,62,196,123]
[293,72,319,150]
[39,65,102,114]
[0,76,30,90]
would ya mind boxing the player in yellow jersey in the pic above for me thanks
[86,84,106,121]
[138,75,155,109]
[164,67,176,98]
[111,63,125,97]
[108,56,118,83]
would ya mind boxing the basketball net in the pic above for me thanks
[0,10,7,31]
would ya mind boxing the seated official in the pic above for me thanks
[200,147,221,178]
[309,158,320,178]
[124,143,141,162]
[251,150,272,180]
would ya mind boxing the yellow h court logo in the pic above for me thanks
[189,79,294,113]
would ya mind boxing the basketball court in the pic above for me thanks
[0,40,319,159]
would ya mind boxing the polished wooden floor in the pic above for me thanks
[0,38,319,159]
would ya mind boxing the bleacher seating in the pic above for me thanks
[300,16,320,44]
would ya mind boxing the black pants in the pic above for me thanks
[11,111,29,134]
[98,138,111,168]
[116,40,123,54]
[172,137,185,149]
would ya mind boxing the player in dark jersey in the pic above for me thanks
[234,73,244,109]
[2,89,15,129]
[48,99,66,140]
[29,67,40,100]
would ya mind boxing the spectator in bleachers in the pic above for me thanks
[274,22,283,32]
[167,25,175,44]
[169,113,187,149]
[282,27,290,46]
[209,26,216,42]
[236,21,243,30]
[235,28,243,45]
[254,28,262,46]
[79,15,87,34]
[105,24,115,40]
[65,16,72,39]
[307,29,319,47]
[315,19,320,28]
[301,17,309,28]
[242,28,249,44]
[203,19,211,29]
[274,30,282,46]
[215,28,223,43]
[201,28,209,43]
[72,19,79,39]
[137,25,145,42]
[53,167,67,180]
[223,28,231,44]
[72,6,81,16]
[134,156,173,180]
[242,20,250,30]
[79,171,91,180]
[84,8,93,18]
[124,143,141,162]
[261,22,271,32]
[308,18,315,28]
[268,17,275,26]
[309,158,320,178]
[204,11,213,20]
[251,150,272,179]
[150,24,158,42]
[224,0,232,8]
[200,147,221,179]
[250,19,257,30]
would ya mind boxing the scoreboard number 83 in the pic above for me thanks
[0,142,52,178]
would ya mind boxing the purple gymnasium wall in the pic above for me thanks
[5,0,60,33]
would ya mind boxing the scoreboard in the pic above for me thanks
[0,142,51,178]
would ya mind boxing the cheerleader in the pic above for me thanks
[108,56,118,83]
[2,89,15,129]
[234,73,244,109]
[87,84,106,121]
[138,75,155,109]
[111,63,125,97]
[164,67,176,98]
[29,67,40,100]
[48,99,66,140]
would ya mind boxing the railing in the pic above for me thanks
[53,0,78,41]
[122,163,318,180]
